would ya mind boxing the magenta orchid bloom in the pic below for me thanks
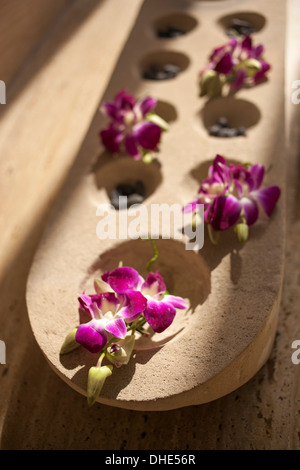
[76,293,126,353]
[140,271,187,333]
[76,288,147,353]
[101,267,187,334]
[74,266,187,354]
[199,35,270,97]
[184,155,280,242]
[99,89,167,160]
[61,260,188,406]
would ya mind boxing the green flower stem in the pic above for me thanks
[207,224,220,245]
[146,238,159,272]
[96,352,106,368]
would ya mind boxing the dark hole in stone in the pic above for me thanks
[143,63,181,81]
[110,180,146,210]
[157,26,185,38]
[226,18,256,37]
[208,117,246,138]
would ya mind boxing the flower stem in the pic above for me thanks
[207,224,220,245]
[146,238,159,272]
[96,352,105,368]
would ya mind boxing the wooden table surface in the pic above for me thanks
[0,0,299,450]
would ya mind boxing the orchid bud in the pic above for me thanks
[234,222,249,243]
[142,152,153,164]
[106,335,135,368]
[199,70,223,98]
[87,364,113,407]
[60,327,80,355]
[243,58,262,77]
[146,113,169,132]
[94,277,113,294]
[192,212,202,231]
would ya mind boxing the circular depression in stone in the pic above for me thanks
[218,11,266,36]
[154,13,198,39]
[93,154,162,207]
[79,238,211,351]
[140,50,190,81]
[199,97,261,136]
[154,99,178,123]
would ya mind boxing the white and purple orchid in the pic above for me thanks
[76,287,147,353]
[63,264,187,374]
[184,154,280,243]
[61,263,187,405]
[99,89,168,161]
[199,35,270,98]
[101,267,187,334]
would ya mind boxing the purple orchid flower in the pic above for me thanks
[61,256,188,407]
[74,265,187,353]
[99,89,167,160]
[199,35,270,97]
[184,155,280,241]
[76,289,146,353]
[76,292,126,353]
[100,267,187,333]
[141,271,187,333]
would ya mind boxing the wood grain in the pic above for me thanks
[0,0,74,84]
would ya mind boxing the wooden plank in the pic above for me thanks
[0,0,144,282]
[0,0,74,84]
[0,0,144,445]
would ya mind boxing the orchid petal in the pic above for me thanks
[98,293,119,315]
[215,52,234,75]
[163,295,187,310]
[78,294,93,311]
[141,271,166,297]
[234,179,244,197]
[100,102,120,122]
[240,197,259,226]
[75,320,107,353]
[118,290,147,320]
[232,68,247,90]
[183,200,199,214]
[253,186,281,217]
[105,318,127,339]
[137,96,157,117]
[208,195,241,231]
[249,164,265,190]
[144,299,176,333]
[254,62,270,83]
[241,35,252,52]
[252,44,264,59]
[100,126,123,153]
[134,121,162,150]
[114,89,135,110]
[102,266,140,293]
[124,133,141,159]
[78,294,103,317]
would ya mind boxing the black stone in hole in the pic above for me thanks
[143,63,181,81]
[157,26,185,38]
[110,180,146,210]
[226,18,256,37]
[208,117,246,138]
